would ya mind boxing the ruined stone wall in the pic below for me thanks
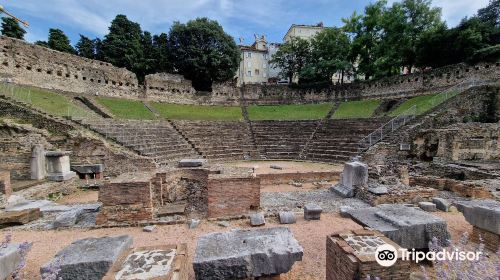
[207,176,260,218]
[0,36,139,98]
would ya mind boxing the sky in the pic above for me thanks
[2,0,490,45]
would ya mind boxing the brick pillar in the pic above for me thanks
[0,170,12,198]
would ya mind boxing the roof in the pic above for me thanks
[283,23,326,41]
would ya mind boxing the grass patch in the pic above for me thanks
[388,91,458,116]
[151,103,243,121]
[0,83,92,118]
[332,99,381,119]
[247,103,332,120]
[97,97,155,120]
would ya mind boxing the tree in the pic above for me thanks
[35,41,49,47]
[168,18,240,90]
[153,33,172,73]
[477,0,500,28]
[306,28,351,84]
[75,35,96,59]
[100,15,144,79]
[1,17,26,39]
[47,28,75,54]
[270,37,311,83]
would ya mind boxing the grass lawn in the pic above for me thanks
[97,97,155,120]
[332,99,381,119]
[0,83,92,118]
[247,103,333,120]
[388,91,458,116]
[151,102,243,121]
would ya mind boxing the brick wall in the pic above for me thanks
[207,177,260,218]
[257,171,340,185]
[0,170,11,197]
[471,226,499,252]
[356,186,438,206]
[409,176,492,199]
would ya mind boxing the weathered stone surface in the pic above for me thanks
[278,211,296,224]
[347,204,450,249]
[331,184,355,198]
[45,151,76,181]
[189,219,201,229]
[341,161,368,189]
[217,221,230,227]
[193,227,303,279]
[419,202,437,212]
[5,199,59,212]
[178,159,206,167]
[71,164,105,174]
[0,208,41,226]
[52,208,84,229]
[270,165,283,170]
[432,197,451,212]
[249,213,265,226]
[456,199,500,234]
[368,186,388,195]
[30,144,46,180]
[0,170,11,197]
[304,204,322,220]
[0,243,22,280]
[339,206,353,218]
[41,235,133,280]
[143,225,156,232]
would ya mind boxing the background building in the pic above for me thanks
[284,23,325,42]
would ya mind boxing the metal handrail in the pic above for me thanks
[357,78,484,153]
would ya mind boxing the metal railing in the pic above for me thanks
[357,78,485,153]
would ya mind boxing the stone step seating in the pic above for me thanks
[172,120,259,160]
[251,120,318,160]
[303,118,391,162]
[81,119,199,165]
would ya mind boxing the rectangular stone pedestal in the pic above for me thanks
[326,229,410,280]
[45,151,76,182]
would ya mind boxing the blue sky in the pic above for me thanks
[3,0,490,45]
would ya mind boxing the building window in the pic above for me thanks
[255,69,260,76]
[246,52,252,58]
[247,70,252,77]
[247,61,252,67]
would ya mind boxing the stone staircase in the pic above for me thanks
[79,119,201,166]
[251,120,318,160]
[171,120,259,161]
[303,118,391,162]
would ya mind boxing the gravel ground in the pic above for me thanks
[261,189,370,213]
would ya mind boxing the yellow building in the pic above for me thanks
[283,23,325,42]
[236,35,273,85]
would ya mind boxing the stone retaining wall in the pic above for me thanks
[207,177,260,218]
[409,176,492,198]
[471,225,499,252]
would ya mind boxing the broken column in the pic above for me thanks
[0,170,11,198]
[346,204,450,249]
[331,160,368,198]
[45,151,76,181]
[30,144,46,180]
[193,227,303,280]
[40,235,133,280]
[326,229,410,280]
[456,199,499,251]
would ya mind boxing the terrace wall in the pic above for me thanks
[207,177,260,218]
[0,36,497,105]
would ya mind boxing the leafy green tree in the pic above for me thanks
[75,35,96,59]
[100,15,144,79]
[306,28,351,84]
[47,28,75,54]
[477,0,500,28]
[35,41,49,47]
[168,18,240,90]
[1,17,26,39]
[153,33,172,73]
[270,37,311,83]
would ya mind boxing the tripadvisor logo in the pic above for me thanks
[374,243,482,267]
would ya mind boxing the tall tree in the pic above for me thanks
[75,35,96,59]
[270,37,311,83]
[100,15,144,79]
[168,18,240,90]
[47,28,75,54]
[153,33,171,73]
[1,17,26,39]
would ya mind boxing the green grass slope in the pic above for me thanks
[151,103,243,121]
[247,103,332,120]
[97,97,155,120]
[332,99,381,119]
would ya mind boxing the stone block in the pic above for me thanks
[347,204,450,249]
[339,206,353,218]
[0,243,22,280]
[456,199,500,235]
[341,161,368,189]
[45,151,76,182]
[0,208,41,226]
[189,219,200,229]
[270,165,283,170]
[193,227,303,280]
[331,184,355,198]
[30,144,46,180]
[143,225,156,232]
[249,213,265,226]
[278,211,296,224]
[5,199,58,212]
[368,186,388,195]
[304,204,322,220]
[419,202,437,212]
[432,197,451,212]
[41,235,133,280]
[178,159,206,168]
[71,164,104,179]
[52,208,84,229]
[0,170,11,197]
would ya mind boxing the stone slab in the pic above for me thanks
[304,204,322,220]
[52,208,85,229]
[455,199,500,234]
[0,243,22,280]
[193,227,303,279]
[368,186,388,195]
[40,235,133,280]
[0,208,41,226]
[339,206,353,218]
[71,164,105,174]
[178,159,206,168]
[47,171,77,182]
[249,213,265,226]
[45,151,72,157]
[278,211,296,224]
[157,203,186,217]
[347,204,450,249]
[419,202,437,212]
[6,199,60,212]
[432,198,451,212]
[341,161,368,189]
[331,184,355,198]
